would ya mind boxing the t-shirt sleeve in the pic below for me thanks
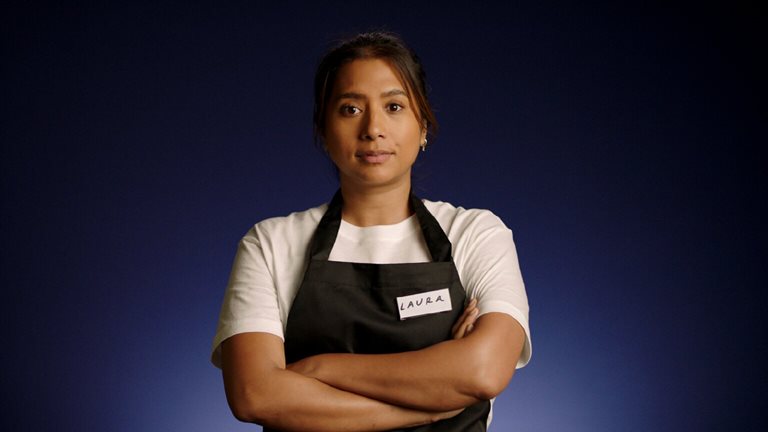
[453,210,532,368]
[210,228,284,369]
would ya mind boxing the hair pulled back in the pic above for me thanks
[313,31,438,145]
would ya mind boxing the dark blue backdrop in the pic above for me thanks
[2,2,765,431]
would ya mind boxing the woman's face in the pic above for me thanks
[323,58,425,191]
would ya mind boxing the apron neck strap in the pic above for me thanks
[309,189,453,262]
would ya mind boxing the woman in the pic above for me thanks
[211,32,531,431]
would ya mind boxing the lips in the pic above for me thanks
[356,150,394,164]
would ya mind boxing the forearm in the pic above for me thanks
[232,368,455,431]
[289,313,524,411]
[289,340,487,412]
[222,332,459,431]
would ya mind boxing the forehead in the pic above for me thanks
[332,58,408,95]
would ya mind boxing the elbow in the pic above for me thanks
[453,313,526,402]
[230,404,254,424]
[228,391,258,423]
[472,367,515,400]
[227,386,274,425]
[465,348,517,401]
[229,401,256,424]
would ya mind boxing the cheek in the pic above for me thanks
[324,134,350,158]
[324,141,343,162]
[325,120,357,145]
[400,123,423,148]
[323,136,353,168]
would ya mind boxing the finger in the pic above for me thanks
[460,298,478,321]
[452,298,479,338]
[453,307,479,339]
[462,301,479,325]
[452,314,470,339]
[452,300,475,335]
[467,307,479,325]
[453,322,468,339]
[452,317,468,339]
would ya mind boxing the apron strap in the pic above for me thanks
[309,189,453,262]
[410,193,453,262]
[309,190,344,261]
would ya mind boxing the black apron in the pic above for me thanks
[271,191,490,431]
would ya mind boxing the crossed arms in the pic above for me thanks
[220,300,526,431]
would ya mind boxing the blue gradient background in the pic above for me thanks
[2,2,765,431]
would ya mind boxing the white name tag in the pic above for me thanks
[396,288,452,320]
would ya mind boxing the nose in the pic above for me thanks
[360,108,385,141]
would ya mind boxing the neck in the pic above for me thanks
[339,181,412,227]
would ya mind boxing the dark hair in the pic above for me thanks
[313,31,438,146]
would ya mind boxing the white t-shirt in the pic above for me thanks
[211,199,532,369]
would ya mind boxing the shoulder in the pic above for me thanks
[242,203,328,247]
[422,199,517,268]
[422,199,511,239]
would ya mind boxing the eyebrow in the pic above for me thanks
[335,89,408,101]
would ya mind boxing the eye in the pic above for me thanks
[387,103,404,112]
[340,105,361,116]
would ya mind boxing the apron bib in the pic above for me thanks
[270,191,489,431]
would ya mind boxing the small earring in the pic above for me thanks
[420,138,428,152]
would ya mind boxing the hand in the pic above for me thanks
[451,298,479,340]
